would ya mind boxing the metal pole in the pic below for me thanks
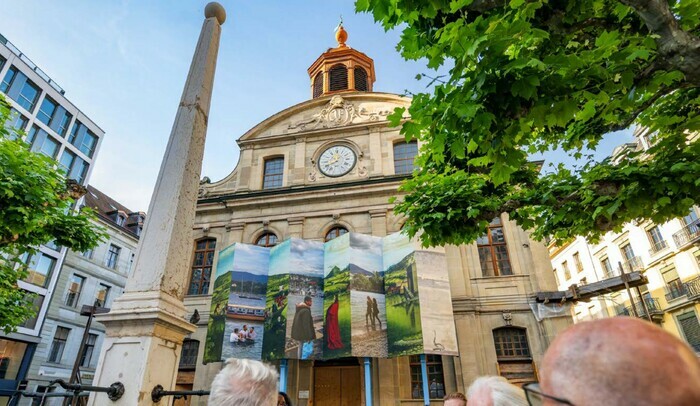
[619,262,639,318]
[420,354,430,406]
[279,359,288,393]
[635,286,653,322]
[69,305,95,404]
[363,358,373,406]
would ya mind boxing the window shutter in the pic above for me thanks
[354,67,368,91]
[329,65,348,91]
[313,72,323,98]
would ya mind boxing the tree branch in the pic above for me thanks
[619,0,700,86]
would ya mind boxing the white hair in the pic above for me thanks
[466,376,528,406]
[208,358,279,406]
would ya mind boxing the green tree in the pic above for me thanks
[0,94,104,333]
[357,0,700,246]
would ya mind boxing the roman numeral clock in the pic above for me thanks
[318,145,357,177]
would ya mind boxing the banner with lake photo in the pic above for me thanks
[204,232,457,362]
[204,243,270,363]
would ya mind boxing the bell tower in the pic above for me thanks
[307,22,376,98]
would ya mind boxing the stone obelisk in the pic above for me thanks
[88,3,226,404]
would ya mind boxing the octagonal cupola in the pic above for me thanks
[308,22,376,99]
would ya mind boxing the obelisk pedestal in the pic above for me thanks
[88,4,226,405]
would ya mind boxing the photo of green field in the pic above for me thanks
[383,232,424,357]
[261,272,289,361]
[203,270,231,363]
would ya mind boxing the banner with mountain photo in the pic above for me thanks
[382,232,458,357]
[203,243,270,363]
[204,232,457,362]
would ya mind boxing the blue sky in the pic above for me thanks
[1,1,633,211]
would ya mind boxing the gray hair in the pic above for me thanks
[208,358,279,406]
[466,376,528,406]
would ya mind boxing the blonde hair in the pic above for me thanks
[467,376,527,406]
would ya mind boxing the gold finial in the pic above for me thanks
[334,16,348,48]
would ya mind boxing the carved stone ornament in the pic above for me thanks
[288,95,394,131]
[502,312,513,326]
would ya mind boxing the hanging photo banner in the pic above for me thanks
[204,232,458,363]
[204,243,270,363]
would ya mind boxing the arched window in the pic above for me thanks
[263,157,284,189]
[325,226,348,242]
[493,327,536,384]
[313,72,324,98]
[393,141,418,174]
[477,218,512,277]
[256,232,278,247]
[179,339,199,370]
[188,239,216,295]
[354,67,368,91]
[329,64,348,92]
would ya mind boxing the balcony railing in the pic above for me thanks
[622,256,644,273]
[616,297,663,319]
[685,276,700,300]
[672,220,700,249]
[649,239,669,256]
[665,279,688,301]
[603,267,620,279]
[0,32,65,95]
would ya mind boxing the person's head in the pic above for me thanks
[277,391,293,406]
[250,327,255,331]
[373,298,378,304]
[467,376,527,406]
[304,296,312,305]
[243,324,248,330]
[233,328,239,333]
[540,317,700,405]
[443,392,467,406]
[209,358,278,406]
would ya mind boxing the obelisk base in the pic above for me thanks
[87,291,196,405]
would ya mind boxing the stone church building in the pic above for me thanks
[182,27,570,406]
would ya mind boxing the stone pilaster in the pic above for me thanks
[288,217,305,238]
[88,4,226,405]
[369,209,387,237]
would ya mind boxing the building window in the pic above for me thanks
[68,120,81,143]
[493,327,536,384]
[188,239,216,295]
[57,111,73,137]
[95,284,111,307]
[48,327,70,363]
[105,244,121,269]
[663,267,685,301]
[477,218,512,277]
[621,244,635,260]
[65,274,86,307]
[179,339,199,370]
[562,261,571,280]
[0,339,29,380]
[79,333,98,367]
[677,312,700,352]
[354,67,368,91]
[0,66,17,93]
[313,72,323,98]
[601,257,615,278]
[393,141,418,175]
[19,293,45,329]
[6,108,28,133]
[255,232,278,247]
[647,226,668,254]
[572,252,583,273]
[80,130,97,157]
[409,355,445,399]
[27,125,60,158]
[23,252,57,287]
[17,79,40,113]
[36,96,58,126]
[116,214,126,227]
[683,209,699,226]
[325,226,348,242]
[81,249,94,260]
[329,64,348,91]
[262,157,284,189]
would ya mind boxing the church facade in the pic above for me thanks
[183,27,571,406]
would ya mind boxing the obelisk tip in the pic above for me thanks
[204,2,226,25]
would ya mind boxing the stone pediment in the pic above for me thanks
[238,93,410,143]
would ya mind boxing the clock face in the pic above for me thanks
[318,145,357,177]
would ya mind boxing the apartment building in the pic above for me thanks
[0,33,104,403]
